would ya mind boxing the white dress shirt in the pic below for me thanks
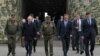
[77,19,82,31]
[64,20,68,27]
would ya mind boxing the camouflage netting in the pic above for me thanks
[0,0,21,42]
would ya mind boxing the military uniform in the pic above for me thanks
[5,18,19,56]
[42,21,55,56]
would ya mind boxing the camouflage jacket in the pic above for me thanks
[5,19,20,35]
[41,21,56,36]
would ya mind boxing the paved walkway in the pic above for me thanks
[0,44,100,56]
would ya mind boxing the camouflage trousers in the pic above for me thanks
[44,36,53,56]
[7,35,16,56]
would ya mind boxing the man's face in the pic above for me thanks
[47,19,51,23]
[10,16,15,20]
[87,14,91,18]
[76,15,80,20]
[61,16,63,19]
[64,15,69,21]
[27,16,33,22]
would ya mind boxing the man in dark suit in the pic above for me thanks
[57,14,72,56]
[83,12,98,56]
[22,15,37,56]
[32,16,41,53]
[71,18,76,51]
[72,14,84,54]
[57,16,63,38]
[57,16,63,26]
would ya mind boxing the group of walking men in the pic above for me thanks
[5,12,98,56]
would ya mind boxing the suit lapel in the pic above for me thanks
[87,18,93,26]
[62,21,65,28]
[81,20,83,30]
[86,19,90,26]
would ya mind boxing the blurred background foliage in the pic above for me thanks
[0,0,18,41]
[68,0,100,44]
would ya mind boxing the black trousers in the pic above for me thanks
[71,36,76,50]
[75,32,84,52]
[84,34,95,56]
[25,40,33,55]
[61,37,70,56]
[33,39,38,52]
[75,32,80,52]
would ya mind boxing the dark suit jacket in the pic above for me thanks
[83,18,98,38]
[72,19,84,36]
[22,22,37,41]
[34,20,41,32]
[57,19,63,34]
[57,20,72,38]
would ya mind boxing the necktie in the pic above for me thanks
[88,19,91,25]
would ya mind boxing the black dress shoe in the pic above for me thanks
[26,52,28,56]
[80,51,84,55]
[33,48,36,53]
[7,54,10,56]
[12,54,15,56]
[7,52,11,56]
[76,51,79,54]
[72,48,76,51]
[29,54,31,56]
[90,51,93,56]
[26,54,28,56]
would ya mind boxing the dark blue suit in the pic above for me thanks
[57,19,63,36]
[57,20,72,56]
[83,18,98,56]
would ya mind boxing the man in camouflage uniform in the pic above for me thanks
[42,16,55,56]
[5,14,19,56]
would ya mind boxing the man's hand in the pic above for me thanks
[21,36,25,47]
[75,27,79,29]
[57,36,61,40]
[41,35,44,39]
[37,32,40,35]
[34,38,37,40]
[81,36,84,40]
[70,35,72,37]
